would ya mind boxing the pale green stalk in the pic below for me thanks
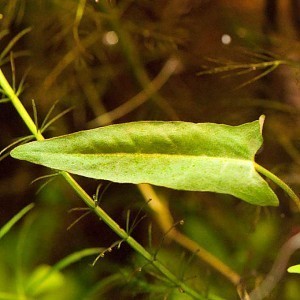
[254,162,300,210]
[0,69,215,300]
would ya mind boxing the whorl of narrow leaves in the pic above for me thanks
[11,120,278,206]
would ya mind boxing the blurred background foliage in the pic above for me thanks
[0,0,300,299]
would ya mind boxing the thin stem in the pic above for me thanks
[0,69,43,141]
[254,162,300,211]
[0,69,214,300]
[198,60,286,76]
[61,172,210,300]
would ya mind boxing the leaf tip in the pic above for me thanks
[259,115,265,134]
[287,265,300,274]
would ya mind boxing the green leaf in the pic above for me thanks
[10,120,278,206]
[25,264,64,296]
[25,248,101,295]
[288,264,300,274]
[0,203,34,240]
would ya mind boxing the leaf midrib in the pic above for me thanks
[43,152,254,162]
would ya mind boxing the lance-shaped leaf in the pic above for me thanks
[10,120,278,206]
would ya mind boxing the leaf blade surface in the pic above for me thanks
[10,120,278,206]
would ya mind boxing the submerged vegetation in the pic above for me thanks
[0,1,300,299]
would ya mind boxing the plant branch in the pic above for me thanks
[61,172,219,300]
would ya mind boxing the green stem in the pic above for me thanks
[0,69,44,141]
[255,162,300,211]
[62,172,211,300]
[0,69,216,300]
